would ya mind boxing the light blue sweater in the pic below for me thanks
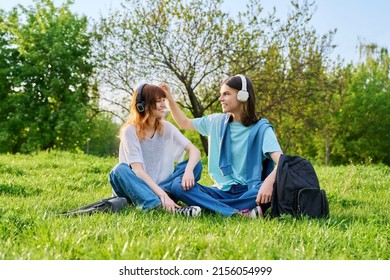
[218,114,275,188]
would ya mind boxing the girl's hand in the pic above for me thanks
[181,170,195,191]
[160,194,181,213]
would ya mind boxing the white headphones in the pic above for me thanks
[236,74,249,102]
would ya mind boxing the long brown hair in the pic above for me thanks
[121,84,166,141]
[222,75,258,126]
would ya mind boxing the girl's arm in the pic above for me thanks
[181,142,201,190]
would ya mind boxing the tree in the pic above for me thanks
[335,43,390,165]
[0,11,21,153]
[311,64,350,165]
[93,0,260,152]
[0,0,94,153]
[85,113,120,157]
[93,0,338,158]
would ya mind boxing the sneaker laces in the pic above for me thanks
[176,206,201,217]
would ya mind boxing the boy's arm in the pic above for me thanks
[256,151,283,205]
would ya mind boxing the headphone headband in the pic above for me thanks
[136,83,147,113]
[236,74,249,102]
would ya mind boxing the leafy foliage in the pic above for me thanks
[334,45,390,165]
[85,113,120,157]
[0,0,93,153]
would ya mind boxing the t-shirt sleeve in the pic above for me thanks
[192,116,209,136]
[119,125,143,164]
[262,127,282,159]
[192,113,223,136]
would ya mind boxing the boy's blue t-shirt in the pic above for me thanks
[192,113,281,191]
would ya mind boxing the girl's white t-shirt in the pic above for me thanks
[119,121,190,184]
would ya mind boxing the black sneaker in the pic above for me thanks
[176,206,201,217]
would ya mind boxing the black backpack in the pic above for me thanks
[60,196,129,217]
[270,154,329,218]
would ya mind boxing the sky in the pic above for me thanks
[1,0,389,64]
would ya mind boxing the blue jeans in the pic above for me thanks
[109,160,203,211]
[170,181,262,216]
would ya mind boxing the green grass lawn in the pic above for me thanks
[0,151,388,260]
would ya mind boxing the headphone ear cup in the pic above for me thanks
[136,83,147,112]
[136,101,145,113]
[237,90,249,102]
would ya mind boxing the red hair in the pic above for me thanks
[121,84,166,141]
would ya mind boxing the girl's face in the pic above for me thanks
[219,84,242,115]
[150,97,167,119]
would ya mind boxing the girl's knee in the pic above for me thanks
[111,163,129,175]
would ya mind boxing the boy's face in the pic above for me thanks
[219,84,242,115]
